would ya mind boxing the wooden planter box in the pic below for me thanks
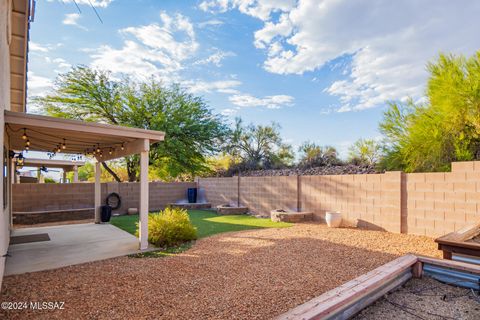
[435,221,480,262]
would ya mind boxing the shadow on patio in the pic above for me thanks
[6,223,142,275]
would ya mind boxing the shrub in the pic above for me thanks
[136,207,197,247]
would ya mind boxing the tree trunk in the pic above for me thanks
[101,162,122,182]
[126,158,138,182]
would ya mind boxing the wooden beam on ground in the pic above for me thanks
[275,254,418,320]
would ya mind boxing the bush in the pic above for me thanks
[136,207,197,247]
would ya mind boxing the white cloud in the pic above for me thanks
[229,93,294,109]
[184,79,241,94]
[52,0,113,8]
[221,108,239,116]
[199,0,296,21]
[198,19,224,28]
[89,12,198,81]
[62,13,88,30]
[207,0,480,112]
[194,50,235,67]
[27,72,53,97]
[29,42,50,53]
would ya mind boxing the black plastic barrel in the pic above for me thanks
[187,188,198,203]
[101,205,112,222]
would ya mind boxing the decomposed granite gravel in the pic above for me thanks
[1,223,441,320]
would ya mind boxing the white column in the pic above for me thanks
[73,165,79,182]
[139,139,150,250]
[94,161,101,223]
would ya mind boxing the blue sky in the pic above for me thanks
[27,0,480,158]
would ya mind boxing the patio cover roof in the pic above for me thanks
[21,158,86,172]
[5,111,165,161]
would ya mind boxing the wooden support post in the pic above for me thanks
[62,170,67,183]
[94,161,101,224]
[139,139,150,250]
[412,261,423,278]
[73,165,79,182]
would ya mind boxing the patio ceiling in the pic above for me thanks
[5,111,165,161]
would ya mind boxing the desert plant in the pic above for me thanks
[136,207,197,247]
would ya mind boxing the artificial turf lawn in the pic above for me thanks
[111,209,292,239]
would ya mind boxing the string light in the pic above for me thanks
[56,145,61,153]
[96,145,101,153]
[121,143,125,151]
[109,148,113,155]
[26,139,30,146]
[25,146,29,151]
[22,128,27,140]
[62,139,67,150]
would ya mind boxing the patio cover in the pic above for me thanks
[19,158,86,183]
[5,110,165,249]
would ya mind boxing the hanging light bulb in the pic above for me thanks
[109,148,113,155]
[62,139,67,150]
[56,145,61,153]
[26,139,30,146]
[25,145,29,151]
[99,152,103,158]
[96,145,101,153]
[121,143,125,151]
[22,129,28,140]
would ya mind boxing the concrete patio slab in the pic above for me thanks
[5,223,141,275]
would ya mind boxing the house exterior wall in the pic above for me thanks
[0,0,12,289]
[198,162,480,237]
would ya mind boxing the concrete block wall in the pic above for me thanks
[300,172,402,233]
[405,161,480,237]
[239,176,298,216]
[13,182,196,215]
[197,162,480,237]
[197,177,238,207]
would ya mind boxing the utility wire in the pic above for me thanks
[88,0,103,24]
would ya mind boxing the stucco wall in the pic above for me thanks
[0,0,11,289]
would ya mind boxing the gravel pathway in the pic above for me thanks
[1,224,441,320]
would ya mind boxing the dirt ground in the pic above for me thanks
[1,223,442,320]
[354,276,480,319]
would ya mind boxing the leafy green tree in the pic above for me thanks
[298,142,340,167]
[380,52,480,172]
[348,139,382,165]
[35,66,229,181]
[224,118,294,170]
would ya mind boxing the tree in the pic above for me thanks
[35,66,229,181]
[224,118,294,170]
[380,52,480,172]
[348,139,382,165]
[298,142,340,167]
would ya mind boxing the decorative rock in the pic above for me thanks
[270,210,313,223]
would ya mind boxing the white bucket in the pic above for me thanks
[325,211,342,228]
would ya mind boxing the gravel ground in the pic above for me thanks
[1,224,441,320]
[354,276,480,319]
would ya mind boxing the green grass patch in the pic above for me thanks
[111,209,291,239]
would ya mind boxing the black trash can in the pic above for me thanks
[187,188,198,203]
[101,205,112,222]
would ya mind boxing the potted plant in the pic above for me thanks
[325,211,342,228]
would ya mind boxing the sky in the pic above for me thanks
[27,0,480,159]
